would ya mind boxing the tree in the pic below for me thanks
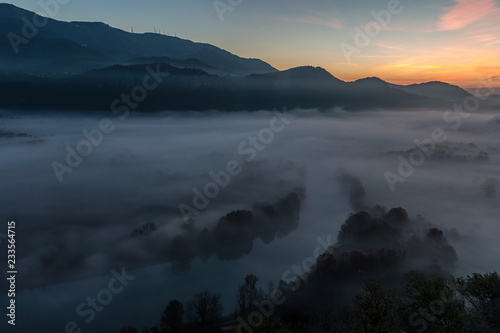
[400,277,464,333]
[255,316,287,333]
[351,282,400,333]
[131,223,157,237]
[184,300,196,324]
[236,274,259,314]
[187,291,223,325]
[481,177,500,197]
[424,228,458,266]
[455,272,500,331]
[267,280,276,299]
[160,300,184,333]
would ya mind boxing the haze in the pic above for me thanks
[1,108,499,332]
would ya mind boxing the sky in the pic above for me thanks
[8,0,500,88]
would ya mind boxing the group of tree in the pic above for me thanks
[117,205,498,332]
[119,290,224,333]
[390,142,491,164]
[130,223,158,237]
[347,272,500,333]
[119,271,499,333]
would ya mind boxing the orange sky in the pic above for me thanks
[234,0,500,90]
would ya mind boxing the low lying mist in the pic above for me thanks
[1,108,499,332]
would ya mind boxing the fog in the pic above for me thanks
[1,108,499,332]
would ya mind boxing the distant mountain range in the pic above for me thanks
[0,4,486,112]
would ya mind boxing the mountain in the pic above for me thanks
[0,62,479,112]
[0,2,31,19]
[1,4,491,112]
[122,56,222,75]
[0,3,277,76]
[270,66,344,83]
[390,81,471,101]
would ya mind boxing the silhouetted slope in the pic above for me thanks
[390,81,471,101]
[0,62,476,111]
[0,3,277,76]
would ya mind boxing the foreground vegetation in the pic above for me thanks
[118,271,499,333]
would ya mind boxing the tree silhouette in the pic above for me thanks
[236,274,259,314]
[400,276,464,333]
[351,282,400,333]
[456,272,500,330]
[186,291,223,326]
[481,178,500,197]
[131,222,157,237]
[160,300,184,333]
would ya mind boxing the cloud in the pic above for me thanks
[279,11,341,29]
[439,0,499,31]
[475,34,498,42]
[372,41,404,52]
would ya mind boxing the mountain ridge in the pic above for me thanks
[0,3,277,76]
[0,4,490,112]
[0,61,477,112]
